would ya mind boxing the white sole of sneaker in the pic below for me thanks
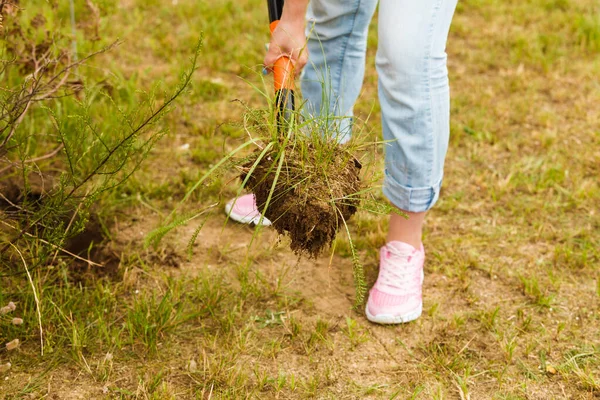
[224,202,272,226]
[364,303,422,325]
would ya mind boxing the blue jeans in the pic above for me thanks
[301,0,458,212]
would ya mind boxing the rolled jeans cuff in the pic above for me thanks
[382,171,443,213]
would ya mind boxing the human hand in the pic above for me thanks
[263,18,308,76]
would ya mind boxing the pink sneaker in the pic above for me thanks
[224,194,272,226]
[365,241,425,324]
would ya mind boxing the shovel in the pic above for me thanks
[267,0,295,132]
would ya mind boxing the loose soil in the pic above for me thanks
[0,176,119,277]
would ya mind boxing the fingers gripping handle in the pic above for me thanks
[269,19,295,131]
[269,20,295,91]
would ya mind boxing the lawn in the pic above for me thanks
[1,0,599,398]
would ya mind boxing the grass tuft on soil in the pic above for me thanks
[242,136,362,258]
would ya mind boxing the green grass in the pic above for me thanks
[1,0,600,398]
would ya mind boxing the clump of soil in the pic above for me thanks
[241,141,362,258]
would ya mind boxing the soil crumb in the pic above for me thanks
[241,140,361,258]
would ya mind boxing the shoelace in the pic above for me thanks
[377,247,422,293]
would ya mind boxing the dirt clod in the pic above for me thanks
[241,141,361,258]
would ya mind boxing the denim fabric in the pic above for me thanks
[301,0,458,212]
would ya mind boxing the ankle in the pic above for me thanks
[386,236,422,250]
[387,211,425,250]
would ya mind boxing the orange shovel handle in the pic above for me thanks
[269,20,295,91]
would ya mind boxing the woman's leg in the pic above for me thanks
[301,0,378,143]
[366,0,458,324]
[377,0,458,230]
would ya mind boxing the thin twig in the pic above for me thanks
[0,144,64,175]
[32,63,71,102]
[0,42,119,123]
[0,219,103,267]
[9,243,44,356]
[242,113,263,150]
[0,86,33,148]
[0,191,23,211]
